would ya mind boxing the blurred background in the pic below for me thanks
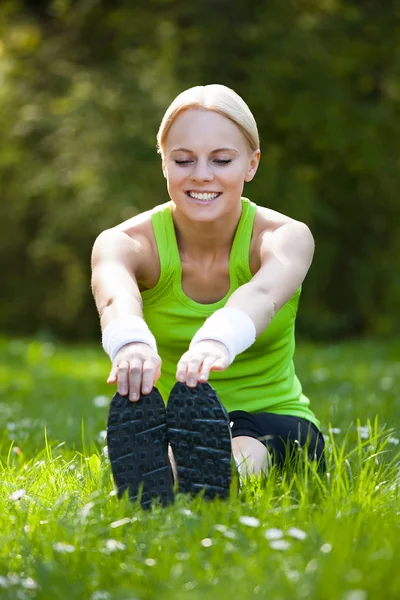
[1,0,399,343]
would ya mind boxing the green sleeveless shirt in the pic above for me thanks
[141,198,320,430]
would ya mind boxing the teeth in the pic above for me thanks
[188,192,219,201]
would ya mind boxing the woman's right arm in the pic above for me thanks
[91,229,161,402]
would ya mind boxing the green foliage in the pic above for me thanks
[1,337,400,599]
[1,0,400,339]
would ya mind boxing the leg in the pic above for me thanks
[232,435,271,478]
[229,410,325,473]
[107,389,174,508]
[166,382,232,499]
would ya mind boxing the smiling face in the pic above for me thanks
[162,109,260,222]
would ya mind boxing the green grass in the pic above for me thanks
[0,337,399,600]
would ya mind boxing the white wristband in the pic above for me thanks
[189,307,256,364]
[102,315,157,362]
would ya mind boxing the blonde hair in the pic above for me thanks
[156,84,259,156]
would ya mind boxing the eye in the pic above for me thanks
[214,159,232,165]
[175,160,192,165]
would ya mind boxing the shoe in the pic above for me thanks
[166,382,232,500]
[106,388,174,509]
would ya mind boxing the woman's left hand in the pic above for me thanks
[176,340,230,387]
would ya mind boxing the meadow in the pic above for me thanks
[0,337,399,600]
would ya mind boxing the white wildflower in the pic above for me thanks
[9,489,26,501]
[144,558,157,567]
[22,578,38,590]
[269,539,291,551]
[93,395,109,408]
[264,528,284,540]
[239,516,260,528]
[97,430,107,443]
[329,427,341,435]
[320,543,332,553]
[287,527,307,540]
[357,426,370,440]
[0,577,9,588]
[80,502,95,519]
[102,446,109,458]
[105,539,126,552]
[201,538,212,547]
[388,437,399,446]
[305,559,319,574]
[214,524,236,539]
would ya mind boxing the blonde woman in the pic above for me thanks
[91,85,324,508]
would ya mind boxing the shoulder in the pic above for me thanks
[250,204,313,274]
[253,204,305,234]
[92,203,169,285]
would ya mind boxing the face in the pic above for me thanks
[162,109,260,222]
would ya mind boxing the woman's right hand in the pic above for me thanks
[107,342,162,402]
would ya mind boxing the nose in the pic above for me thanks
[189,159,214,182]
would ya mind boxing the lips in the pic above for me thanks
[186,191,222,201]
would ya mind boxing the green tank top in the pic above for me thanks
[141,198,320,430]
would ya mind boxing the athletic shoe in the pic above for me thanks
[166,382,232,500]
[106,388,174,509]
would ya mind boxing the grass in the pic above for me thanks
[0,336,399,600]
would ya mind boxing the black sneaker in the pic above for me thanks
[166,382,232,500]
[106,388,174,509]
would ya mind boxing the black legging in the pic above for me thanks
[229,410,325,470]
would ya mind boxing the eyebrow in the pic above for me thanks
[170,147,239,154]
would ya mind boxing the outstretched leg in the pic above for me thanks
[166,382,232,500]
[232,435,271,478]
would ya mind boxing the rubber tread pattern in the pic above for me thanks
[166,382,232,500]
[107,388,174,509]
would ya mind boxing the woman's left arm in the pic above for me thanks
[226,221,315,334]
[176,221,314,387]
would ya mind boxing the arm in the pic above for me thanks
[225,221,314,334]
[91,229,144,326]
[177,221,314,386]
[91,229,161,401]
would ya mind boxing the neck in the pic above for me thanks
[170,201,243,259]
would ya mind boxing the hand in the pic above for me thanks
[176,340,230,387]
[107,342,162,402]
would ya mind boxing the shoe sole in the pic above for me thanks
[106,388,174,509]
[166,382,232,500]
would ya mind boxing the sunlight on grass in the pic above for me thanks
[0,337,399,599]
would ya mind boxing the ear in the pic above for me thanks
[244,149,261,183]
[162,160,167,179]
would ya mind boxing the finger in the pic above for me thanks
[116,361,130,396]
[210,357,230,372]
[186,358,203,387]
[176,355,190,383]
[154,362,161,383]
[128,358,144,402]
[198,356,218,383]
[141,359,156,394]
[107,364,118,384]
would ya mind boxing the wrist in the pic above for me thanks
[189,307,256,364]
[102,315,157,361]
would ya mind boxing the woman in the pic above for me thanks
[91,84,324,508]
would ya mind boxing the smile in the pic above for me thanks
[186,191,221,201]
